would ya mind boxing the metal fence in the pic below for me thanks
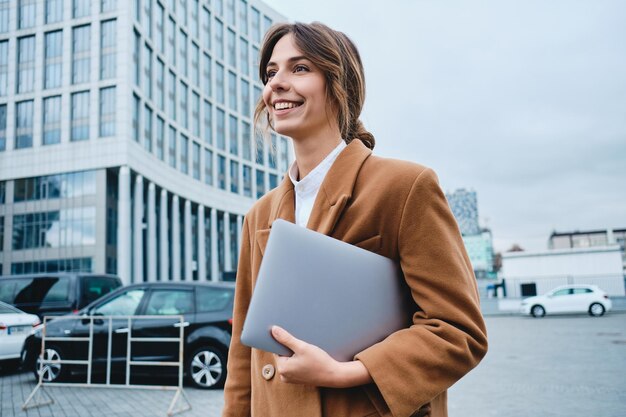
[22,315,191,416]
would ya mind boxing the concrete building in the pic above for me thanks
[0,0,291,284]
[446,188,480,236]
[549,228,626,272]
[462,229,495,279]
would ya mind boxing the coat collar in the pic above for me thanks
[267,139,372,236]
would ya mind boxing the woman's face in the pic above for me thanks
[262,34,334,141]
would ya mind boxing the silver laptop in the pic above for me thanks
[240,219,411,362]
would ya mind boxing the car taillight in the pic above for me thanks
[0,323,6,330]
[32,319,41,327]
[72,309,80,314]
[228,318,233,326]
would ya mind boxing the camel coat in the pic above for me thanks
[222,140,488,417]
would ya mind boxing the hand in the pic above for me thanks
[271,325,373,388]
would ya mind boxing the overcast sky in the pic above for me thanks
[262,0,626,252]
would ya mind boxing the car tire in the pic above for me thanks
[589,303,605,317]
[34,345,66,383]
[531,305,546,318]
[187,346,227,389]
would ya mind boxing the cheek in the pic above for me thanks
[262,86,273,110]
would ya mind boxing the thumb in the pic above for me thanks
[271,325,304,352]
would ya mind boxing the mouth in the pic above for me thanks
[273,100,304,111]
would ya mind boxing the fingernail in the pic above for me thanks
[272,325,282,336]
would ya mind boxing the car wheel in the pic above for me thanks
[589,303,605,317]
[531,305,545,318]
[187,346,227,389]
[34,346,66,382]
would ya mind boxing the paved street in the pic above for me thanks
[2,313,625,417]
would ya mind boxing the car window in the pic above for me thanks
[81,277,121,305]
[12,277,70,304]
[572,288,593,294]
[93,289,146,316]
[0,302,21,314]
[552,289,571,296]
[196,287,233,313]
[0,280,18,303]
[145,290,194,315]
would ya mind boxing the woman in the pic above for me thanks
[222,22,488,417]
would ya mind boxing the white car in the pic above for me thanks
[520,285,613,318]
[0,301,40,364]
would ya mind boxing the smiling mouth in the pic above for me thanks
[274,101,303,110]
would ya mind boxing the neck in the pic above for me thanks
[291,129,343,180]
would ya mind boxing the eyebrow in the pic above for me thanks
[266,56,310,68]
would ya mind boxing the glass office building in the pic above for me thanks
[0,0,291,284]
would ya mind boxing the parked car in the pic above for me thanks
[22,281,234,389]
[0,273,122,319]
[0,301,40,368]
[520,285,612,318]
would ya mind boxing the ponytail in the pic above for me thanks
[345,119,375,150]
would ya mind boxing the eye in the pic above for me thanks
[294,65,309,73]
[265,69,277,79]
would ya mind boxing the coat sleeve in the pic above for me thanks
[354,168,488,417]
[222,217,253,417]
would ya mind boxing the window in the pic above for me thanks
[100,20,116,80]
[217,155,226,189]
[179,81,188,128]
[44,31,63,89]
[196,286,232,312]
[0,0,8,33]
[239,0,248,35]
[46,0,63,24]
[72,25,91,84]
[142,0,152,37]
[192,92,200,137]
[168,126,176,168]
[229,115,238,155]
[242,121,251,160]
[202,7,211,51]
[202,53,212,98]
[255,169,264,198]
[239,37,249,76]
[143,44,152,98]
[16,100,34,149]
[263,16,272,33]
[226,0,235,27]
[179,29,188,77]
[192,142,200,180]
[255,133,264,164]
[145,290,193,315]
[156,59,164,110]
[177,0,187,26]
[227,29,236,67]
[156,117,164,160]
[168,71,176,121]
[204,149,213,185]
[228,71,237,111]
[280,137,289,171]
[155,3,164,53]
[0,41,7,96]
[191,43,200,87]
[73,0,90,18]
[43,96,62,145]
[71,91,90,141]
[180,134,189,174]
[269,173,278,189]
[17,36,36,94]
[94,289,146,316]
[19,0,36,29]
[269,135,277,169]
[216,108,225,150]
[190,0,199,38]
[216,63,225,104]
[167,17,176,66]
[133,30,141,86]
[214,18,224,60]
[0,104,7,151]
[203,100,212,145]
[132,94,140,142]
[143,105,152,151]
[251,46,259,80]
[243,164,251,197]
[100,87,116,137]
[101,0,116,13]
[215,0,223,17]
[230,160,239,193]
[251,7,260,43]
[241,78,250,115]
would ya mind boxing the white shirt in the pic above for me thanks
[288,141,347,228]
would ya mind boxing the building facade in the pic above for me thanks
[462,229,495,279]
[0,0,291,284]
[446,188,480,236]
[549,228,626,272]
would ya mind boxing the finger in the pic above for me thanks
[271,325,304,352]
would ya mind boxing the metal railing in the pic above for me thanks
[22,315,191,416]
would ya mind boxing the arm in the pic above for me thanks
[222,218,253,417]
[354,168,488,417]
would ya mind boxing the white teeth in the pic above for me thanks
[274,102,301,110]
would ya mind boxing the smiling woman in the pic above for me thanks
[222,22,488,417]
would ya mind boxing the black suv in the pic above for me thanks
[22,281,234,389]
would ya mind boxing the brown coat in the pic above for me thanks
[222,140,488,417]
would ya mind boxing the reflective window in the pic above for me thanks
[241,78,250,115]
[226,0,235,26]
[255,133,264,164]
[101,0,116,13]
[280,137,289,171]
[179,29,188,77]
[191,43,200,87]
[73,0,90,18]
[204,149,213,185]
[0,215,3,251]
[242,121,251,160]
[230,160,239,193]
[243,164,252,197]
[196,286,232,312]
[203,100,212,145]
[72,25,91,84]
[179,81,188,128]
[268,135,277,169]
[180,134,189,174]
[45,31,63,89]
[142,0,152,37]
[190,0,199,38]
[216,63,225,104]
[0,41,7,96]
[81,277,119,305]
[11,258,92,275]
[168,71,176,120]
[214,18,224,60]
[228,71,237,111]
[192,92,200,136]
[146,290,193,315]
[99,87,115,137]
[94,289,146,316]
[215,0,223,17]
[229,115,238,155]
[239,37,249,76]
[14,171,96,202]
[16,100,34,149]
[217,155,226,189]
[143,43,152,98]
[167,17,176,66]
[12,207,96,249]
[133,30,141,86]
[263,16,272,33]
[100,20,117,80]
[177,0,187,26]
[71,91,90,141]
[156,116,164,160]
[192,142,200,180]
[17,36,36,94]
[144,105,152,152]
[216,108,225,150]
[132,94,140,142]
[19,0,37,29]
[155,3,164,53]
[239,0,248,35]
[202,53,212,98]
[255,169,264,198]
[0,104,6,151]
[251,7,260,43]
[251,46,259,80]
[227,29,236,67]
[46,0,63,24]
[269,173,278,190]
[168,126,176,168]
[202,7,211,51]
[0,0,9,33]
[43,96,62,145]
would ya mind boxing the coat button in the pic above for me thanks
[262,364,275,380]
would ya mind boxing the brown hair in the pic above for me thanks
[254,22,375,150]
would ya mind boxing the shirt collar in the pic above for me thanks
[288,140,347,196]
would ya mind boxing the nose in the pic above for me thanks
[268,70,289,92]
